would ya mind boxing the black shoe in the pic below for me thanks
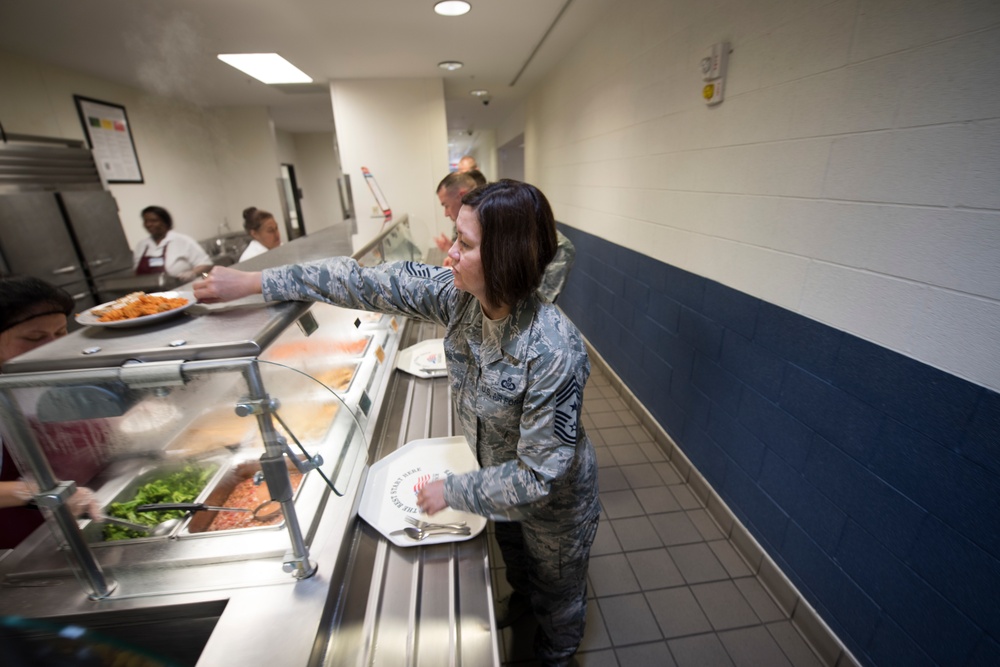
[495,592,531,628]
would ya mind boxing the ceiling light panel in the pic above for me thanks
[438,61,464,71]
[217,53,312,84]
[434,1,471,17]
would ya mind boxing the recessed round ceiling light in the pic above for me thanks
[434,1,471,17]
[438,61,464,71]
[469,89,489,97]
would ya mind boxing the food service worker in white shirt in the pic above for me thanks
[133,205,212,281]
[238,207,282,262]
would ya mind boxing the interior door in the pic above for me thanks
[279,163,306,240]
[59,190,134,278]
[0,192,85,287]
[61,278,97,331]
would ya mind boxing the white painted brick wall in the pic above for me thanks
[850,0,1000,62]
[825,125,973,206]
[799,263,928,351]
[527,0,1000,391]
[909,289,1000,388]
[958,120,1000,209]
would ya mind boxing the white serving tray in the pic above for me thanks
[395,338,447,378]
[358,435,486,547]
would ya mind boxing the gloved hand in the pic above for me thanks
[5,479,35,506]
[68,486,103,520]
[11,479,102,519]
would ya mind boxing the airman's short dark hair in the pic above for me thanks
[436,171,481,194]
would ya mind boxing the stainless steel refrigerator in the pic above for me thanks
[0,136,135,321]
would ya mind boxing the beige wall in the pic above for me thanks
[521,0,1000,392]
[275,130,298,165]
[330,78,450,252]
[1,49,445,259]
[205,106,283,240]
[0,49,284,248]
[1,50,222,246]
[470,129,497,183]
[496,102,526,154]
[292,132,343,233]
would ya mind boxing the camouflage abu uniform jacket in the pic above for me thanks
[537,230,576,303]
[262,258,599,530]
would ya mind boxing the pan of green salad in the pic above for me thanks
[95,463,220,542]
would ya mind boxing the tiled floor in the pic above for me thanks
[491,363,827,667]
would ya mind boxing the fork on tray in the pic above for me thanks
[406,515,468,531]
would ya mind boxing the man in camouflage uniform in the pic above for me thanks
[538,230,576,303]
[434,170,487,261]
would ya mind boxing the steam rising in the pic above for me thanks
[124,9,206,105]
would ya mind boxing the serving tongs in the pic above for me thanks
[135,500,282,521]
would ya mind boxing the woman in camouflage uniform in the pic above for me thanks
[194,180,600,667]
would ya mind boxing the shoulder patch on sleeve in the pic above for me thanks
[553,376,582,445]
[404,262,454,282]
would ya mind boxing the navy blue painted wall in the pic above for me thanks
[557,224,1000,667]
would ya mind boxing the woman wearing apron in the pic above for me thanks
[133,206,212,281]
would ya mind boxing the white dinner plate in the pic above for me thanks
[395,338,447,378]
[76,291,195,328]
[358,435,486,548]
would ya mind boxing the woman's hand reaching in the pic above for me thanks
[415,480,449,516]
[193,266,263,304]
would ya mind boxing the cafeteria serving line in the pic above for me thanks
[0,215,846,667]
[1,1,998,665]
[0,215,822,667]
[0,219,444,665]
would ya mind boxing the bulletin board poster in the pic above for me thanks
[74,95,144,183]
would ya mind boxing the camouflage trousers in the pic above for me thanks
[494,511,600,662]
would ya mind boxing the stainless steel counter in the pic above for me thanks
[2,223,357,374]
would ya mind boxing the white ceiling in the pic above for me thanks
[0,0,613,158]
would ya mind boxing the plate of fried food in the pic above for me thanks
[76,291,195,328]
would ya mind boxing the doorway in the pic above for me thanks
[279,164,306,240]
[497,133,525,182]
